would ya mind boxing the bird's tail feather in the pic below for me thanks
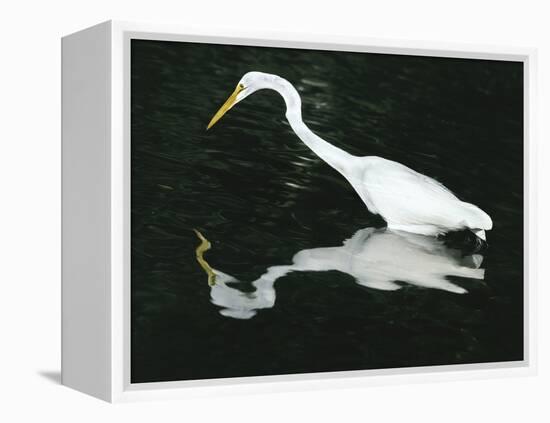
[461,202,493,230]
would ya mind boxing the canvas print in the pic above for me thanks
[131,39,524,383]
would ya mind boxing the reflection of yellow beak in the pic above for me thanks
[207,84,245,130]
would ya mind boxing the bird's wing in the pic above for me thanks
[353,157,490,230]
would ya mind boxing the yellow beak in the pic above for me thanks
[207,84,245,130]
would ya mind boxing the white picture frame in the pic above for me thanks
[61,20,537,402]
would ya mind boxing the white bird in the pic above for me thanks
[207,72,493,241]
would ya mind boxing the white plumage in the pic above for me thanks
[207,71,493,240]
[348,156,492,238]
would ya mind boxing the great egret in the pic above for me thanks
[207,72,493,241]
[194,228,486,319]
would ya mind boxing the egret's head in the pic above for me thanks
[207,72,274,130]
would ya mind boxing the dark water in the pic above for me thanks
[130,40,523,383]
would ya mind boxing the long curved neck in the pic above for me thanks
[270,77,356,175]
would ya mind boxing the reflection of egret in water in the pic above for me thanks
[194,228,485,320]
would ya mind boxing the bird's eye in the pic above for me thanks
[238,83,245,89]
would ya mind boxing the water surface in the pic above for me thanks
[131,40,523,383]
